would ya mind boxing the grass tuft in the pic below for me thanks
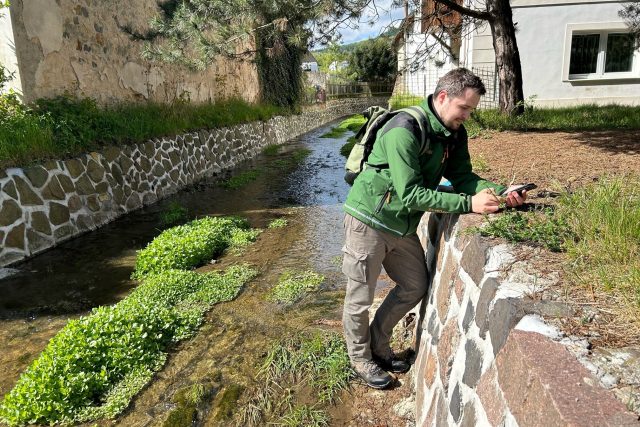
[320,115,365,138]
[279,405,329,427]
[159,201,189,227]
[222,170,261,189]
[268,218,288,229]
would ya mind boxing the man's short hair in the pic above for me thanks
[433,68,486,98]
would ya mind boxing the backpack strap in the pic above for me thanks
[397,106,431,155]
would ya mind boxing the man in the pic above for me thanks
[341,68,527,389]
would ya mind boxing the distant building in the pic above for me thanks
[329,60,350,72]
[395,0,640,108]
[301,52,319,72]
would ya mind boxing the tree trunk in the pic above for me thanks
[487,0,525,115]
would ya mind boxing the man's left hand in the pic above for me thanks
[503,185,528,207]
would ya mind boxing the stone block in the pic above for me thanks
[75,175,96,195]
[462,339,483,388]
[496,330,640,427]
[27,229,53,254]
[462,300,474,333]
[14,176,44,206]
[57,174,75,193]
[437,319,460,392]
[5,223,25,249]
[42,176,66,200]
[24,166,49,188]
[477,364,507,426]
[424,348,437,388]
[460,235,489,285]
[30,211,52,235]
[488,298,525,356]
[460,401,477,427]
[87,195,100,212]
[436,388,449,426]
[454,275,465,303]
[2,180,18,199]
[49,202,70,226]
[450,383,462,422]
[119,156,134,174]
[54,224,75,241]
[475,277,499,338]
[0,199,22,226]
[65,158,85,178]
[68,195,83,213]
[86,159,105,183]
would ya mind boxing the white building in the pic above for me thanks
[301,52,319,72]
[396,0,640,107]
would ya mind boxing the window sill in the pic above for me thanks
[564,75,640,83]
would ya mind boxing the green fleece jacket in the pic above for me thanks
[343,96,506,237]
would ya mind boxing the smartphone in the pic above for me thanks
[501,183,537,196]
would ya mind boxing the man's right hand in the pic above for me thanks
[471,188,501,214]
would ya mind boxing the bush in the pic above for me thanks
[0,266,257,426]
[132,216,256,279]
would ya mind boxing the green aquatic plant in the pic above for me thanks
[268,218,288,229]
[0,266,257,426]
[268,270,324,305]
[132,216,255,279]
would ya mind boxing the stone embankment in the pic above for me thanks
[0,97,388,267]
[413,213,640,426]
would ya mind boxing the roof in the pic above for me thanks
[302,52,318,63]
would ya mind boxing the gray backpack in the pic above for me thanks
[344,106,430,185]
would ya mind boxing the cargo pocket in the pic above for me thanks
[342,245,368,283]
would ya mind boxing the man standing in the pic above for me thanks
[342,68,527,389]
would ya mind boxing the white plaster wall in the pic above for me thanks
[0,8,22,95]
[513,1,640,106]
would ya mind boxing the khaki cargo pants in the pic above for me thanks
[342,214,428,363]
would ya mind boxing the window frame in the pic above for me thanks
[562,22,640,82]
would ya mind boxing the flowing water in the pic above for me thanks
[0,121,380,425]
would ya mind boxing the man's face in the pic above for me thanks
[435,88,480,130]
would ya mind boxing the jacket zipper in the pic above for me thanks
[375,186,392,214]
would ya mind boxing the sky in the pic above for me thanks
[326,0,405,45]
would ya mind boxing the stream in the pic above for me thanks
[0,120,387,426]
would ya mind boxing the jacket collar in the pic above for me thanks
[420,95,453,138]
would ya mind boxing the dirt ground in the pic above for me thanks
[338,129,640,426]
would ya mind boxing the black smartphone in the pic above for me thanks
[501,183,537,196]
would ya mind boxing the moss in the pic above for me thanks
[163,405,197,427]
[214,384,244,421]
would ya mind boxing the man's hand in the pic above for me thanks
[471,188,501,214]
[503,185,528,208]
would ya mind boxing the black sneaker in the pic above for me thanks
[352,360,393,389]
[372,351,411,374]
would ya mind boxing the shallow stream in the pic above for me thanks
[0,121,365,425]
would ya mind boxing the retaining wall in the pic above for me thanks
[413,213,639,426]
[0,97,389,267]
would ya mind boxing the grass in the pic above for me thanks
[469,104,640,132]
[0,266,257,426]
[268,270,325,305]
[279,405,330,427]
[240,331,352,425]
[340,135,358,158]
[470,208,571,252]
[320,114,365,138]
[556,175,640,311]
[159,201,189,227]
[471,154,490,172]
[222,170,261,189]
[262,145,280,156]
[469,174,640,337]
[0,95,289,169]
[388,94,423,111]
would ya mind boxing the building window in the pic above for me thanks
[565,25,638,81]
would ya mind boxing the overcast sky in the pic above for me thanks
[327,0,405,45]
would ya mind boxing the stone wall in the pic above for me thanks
[412,213,639,426]
[0,97,389,267]
[6,0,259,104]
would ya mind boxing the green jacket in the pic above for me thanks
[343,96,506,237]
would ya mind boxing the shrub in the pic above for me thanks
[0,266,257,426]
[132,216,254,279]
